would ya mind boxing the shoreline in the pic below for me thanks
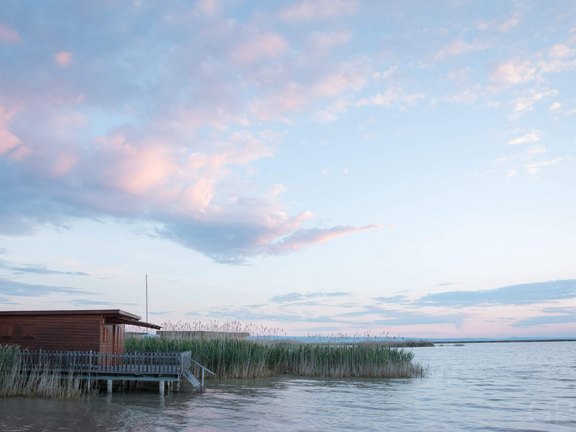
[431,338,576,345]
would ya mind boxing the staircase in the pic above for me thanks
[179,352,216,393]
[182,368,205,392]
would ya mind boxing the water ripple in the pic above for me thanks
[1,342,576,431]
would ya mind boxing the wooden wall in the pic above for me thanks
[100,324,126,354]
[0,314,104,352]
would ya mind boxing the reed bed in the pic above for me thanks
[0,345,92,399]
[126,321,425,379]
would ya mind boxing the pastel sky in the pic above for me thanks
[1,0,575,339]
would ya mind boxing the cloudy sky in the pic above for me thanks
[1,0,575,338]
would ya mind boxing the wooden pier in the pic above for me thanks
[17,350,215,394]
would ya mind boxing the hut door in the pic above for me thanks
[112,325,124,354]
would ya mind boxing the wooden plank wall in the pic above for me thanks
[0,314,102,352]
[99,323,126,354]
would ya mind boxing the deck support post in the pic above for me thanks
[159,380,165,396]
[107,380,113,394]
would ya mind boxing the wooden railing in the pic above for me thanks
[16,350,184,375]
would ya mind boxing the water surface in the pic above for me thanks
[1,342,575,431]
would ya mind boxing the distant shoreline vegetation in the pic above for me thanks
[126,321,428,379]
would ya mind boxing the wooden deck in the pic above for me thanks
[16,350,215,394]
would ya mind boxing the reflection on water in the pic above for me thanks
[1,342,575,432]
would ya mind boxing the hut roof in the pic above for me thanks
[0,309,161,329]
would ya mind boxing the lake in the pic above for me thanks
[1,341,575,431]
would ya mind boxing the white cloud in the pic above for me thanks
[508,130,541,146]
[315,99,351,122]
[355,87,425,108]
[511,88,557,116]
[498,15,520,33]
[492,60,538,85]
[492,41,576,92]
[434,39,487,60]
[476,13,520,33]
[524,158,564,175]
[549,44,573,59]
[527,146,546,155]
[549,102,562,112]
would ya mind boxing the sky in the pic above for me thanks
[0,0,575,339]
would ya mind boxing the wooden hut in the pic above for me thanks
[0,309,160,354]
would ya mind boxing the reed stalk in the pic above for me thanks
[126,322,425,380]
[0,345,92,399]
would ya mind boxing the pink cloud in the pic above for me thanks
[0,23,21,44]
[267,224,381,255]
[85,126,276,220]
[50,153,77,177]
[280,0,357,21]
[0,106,21,155]
[249,65,370,121]
[96,134,177,196]
[549,44,573,59]
[158,207,374,264]
[312,70,367,97]
[249,82,308,120]
[309,30,352,51]
[491,60,538,85]
[434,39,485,60]
[0,3,383,264]
[179,178,216,213]
[492,44,576,91]
[232,32,288,64]
[195,0,220,17]
[54,51,73,67]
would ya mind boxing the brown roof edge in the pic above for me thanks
[0,309,161,329]
[105,317,162,330]
[0,309,137,317]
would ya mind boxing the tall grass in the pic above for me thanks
[0,345,91,399]
[126,322,425,379]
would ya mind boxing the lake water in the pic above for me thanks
[1,342,575,431]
